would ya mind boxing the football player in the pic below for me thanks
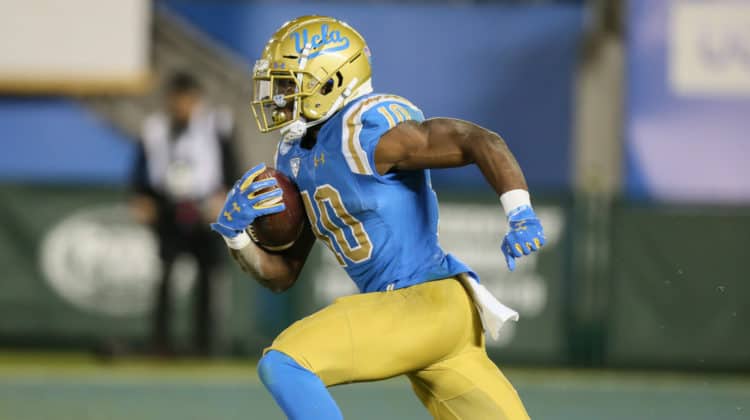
[211,16,545,419]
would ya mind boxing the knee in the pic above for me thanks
[258,350,301,388]
[257,351,282,387]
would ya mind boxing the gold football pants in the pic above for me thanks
[265,277,530,419]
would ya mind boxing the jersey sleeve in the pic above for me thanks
[340,95,424,176]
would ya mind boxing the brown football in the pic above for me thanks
[247,167,306,251]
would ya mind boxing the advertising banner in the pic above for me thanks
[626,0,750,203]
[0,185,256,352]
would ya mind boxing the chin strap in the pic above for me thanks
[280,78,373,143]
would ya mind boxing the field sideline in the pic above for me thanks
[0,353,747,420]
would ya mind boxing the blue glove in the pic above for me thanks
[501,205,545,271]
[210,163,286,238]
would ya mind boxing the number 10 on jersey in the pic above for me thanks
[300,185,373,267]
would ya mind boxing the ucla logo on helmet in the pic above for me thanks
[292,24,350,59]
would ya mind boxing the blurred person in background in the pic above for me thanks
[131,71,237,357]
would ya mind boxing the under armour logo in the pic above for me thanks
[314,153,325,167]
[224,202,241,221]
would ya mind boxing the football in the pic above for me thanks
[247,167,306,251]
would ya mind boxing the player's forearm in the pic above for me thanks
[228,240,300,293]
[226,226,315,292]
[464,125,527,196]
[428,118,527,195]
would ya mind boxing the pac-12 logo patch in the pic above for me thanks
[290,157,301,178]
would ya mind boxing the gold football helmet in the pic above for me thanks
[251,16,372,140]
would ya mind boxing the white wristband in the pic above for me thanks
[499,189,531,216]
[222,231,252,250]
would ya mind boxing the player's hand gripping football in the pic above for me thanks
[501,205,545,271]
[210,163,285,238]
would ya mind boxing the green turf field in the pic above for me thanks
[0,354,747,420]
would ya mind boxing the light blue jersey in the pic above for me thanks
[275,93,471,293]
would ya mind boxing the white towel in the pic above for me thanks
[458,273,519,341]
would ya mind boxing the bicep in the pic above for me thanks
[373,118,473,175]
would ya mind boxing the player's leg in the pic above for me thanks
[256,299,357,420]
[152,246,176,355]
[191,233,221,357]
[406,290,529,420]
[408,351,529,420]
[258,350,343,419]
[192,252,213,356]
[267,278,476,385]
[260,278,479,418]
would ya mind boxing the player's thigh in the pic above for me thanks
[263,292,361,382]
[408,350,529,420]
[266,278,475,386]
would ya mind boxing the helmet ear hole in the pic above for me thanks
[321,79,334,95]
[336,71,344,87]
